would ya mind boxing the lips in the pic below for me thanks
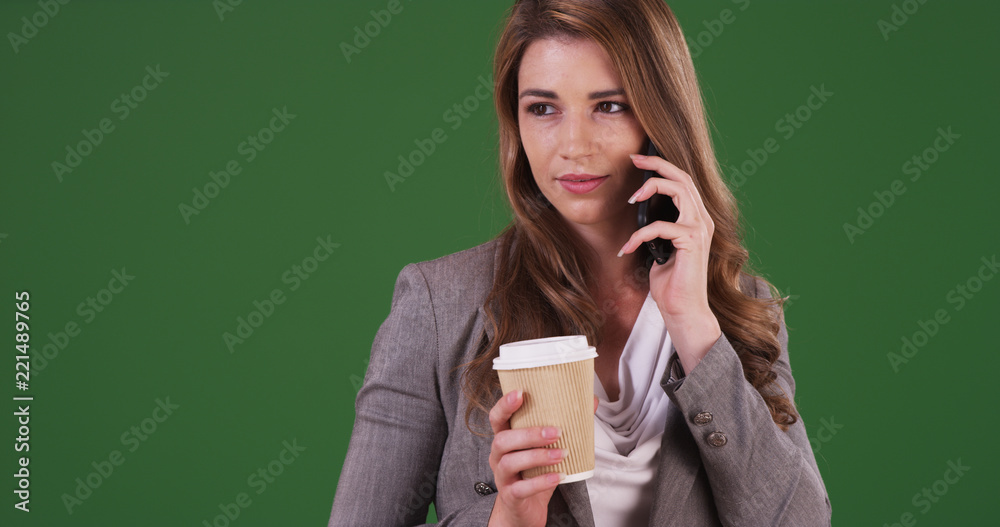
[557,174,609,194]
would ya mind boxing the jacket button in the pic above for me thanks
[707,431,727,447]
[474,482,496,496]
[693,411,713,425]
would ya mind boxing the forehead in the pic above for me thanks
[518,37,621,92]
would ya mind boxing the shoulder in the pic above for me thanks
[408,238,500,282]
[395,238,501,306]
[739,271,776,301]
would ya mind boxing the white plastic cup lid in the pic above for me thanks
[492,335,598,370]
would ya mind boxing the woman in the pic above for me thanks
[329,1,831,525]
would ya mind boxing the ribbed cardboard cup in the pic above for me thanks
[493,335,597,483]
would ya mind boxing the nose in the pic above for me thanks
[557,110,597,161]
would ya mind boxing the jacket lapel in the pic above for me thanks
[647,349,703,526]
[646,402,702,525]
[557,481,596,526]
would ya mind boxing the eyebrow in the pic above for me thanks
[518,88,625,100]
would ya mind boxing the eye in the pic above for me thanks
[597,101,629,113]
[525,103,554,116]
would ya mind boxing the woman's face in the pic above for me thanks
[517,36,647,233]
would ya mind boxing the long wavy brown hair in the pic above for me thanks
[461,0,797,434]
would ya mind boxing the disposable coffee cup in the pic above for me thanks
[493,335,598,483]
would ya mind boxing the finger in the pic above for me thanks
[504,472,564,500]
[618,221,708,258]
[631,155,709,225]
[628,177,699,225]
[489,390,522,435]
[496,447,566,487]
[493,426,561,458]
[489,426,561,472]
[630,154,695,186]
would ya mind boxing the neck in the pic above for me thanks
[569,219,649,299]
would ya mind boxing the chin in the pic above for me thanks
[555,206,617,228]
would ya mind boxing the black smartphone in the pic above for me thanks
[636,139,680,269]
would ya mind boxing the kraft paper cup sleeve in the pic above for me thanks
[496,357,595,482]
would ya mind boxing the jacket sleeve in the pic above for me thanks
[328,263,496,526]
[660,277,832,526]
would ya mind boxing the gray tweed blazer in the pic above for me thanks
[328,239,832,526]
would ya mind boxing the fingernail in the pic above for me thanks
[547,472,565,484]
[616,243,627,258]
[627,188,642,204]
[507,390,518,404]
[542,426,561,439]
[548,448,566,460]
[631,154,646,160]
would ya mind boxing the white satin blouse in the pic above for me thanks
[586,291,673,527]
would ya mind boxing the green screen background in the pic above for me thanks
[1,1,996,525]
